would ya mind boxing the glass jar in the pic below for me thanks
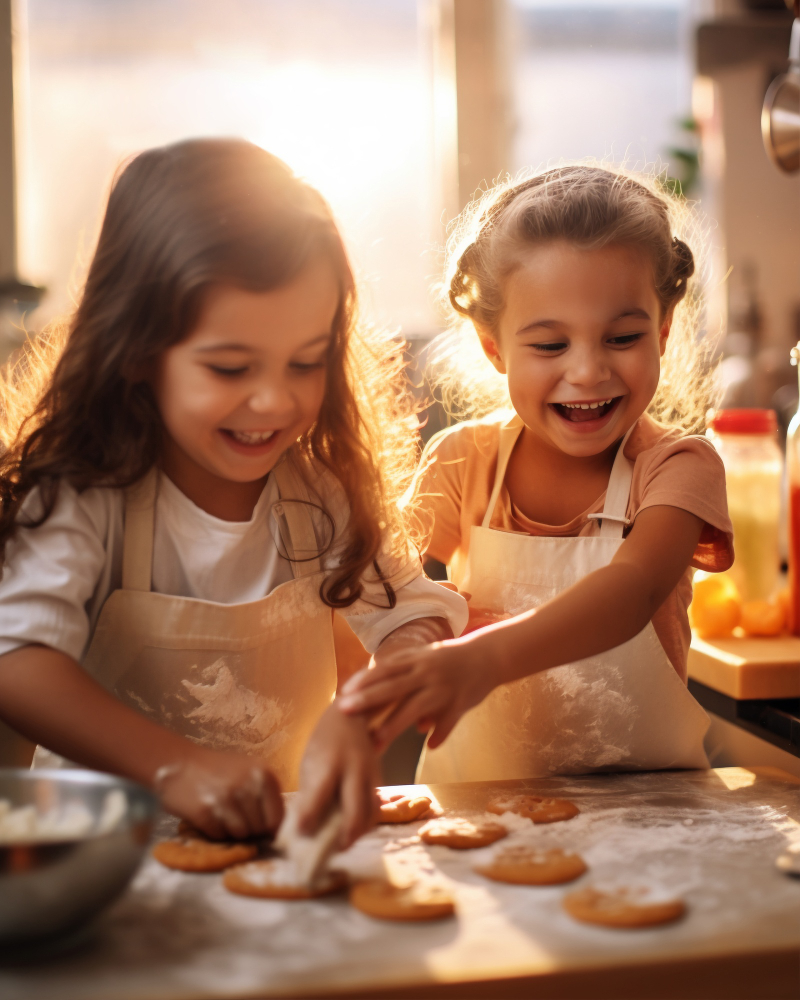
[707,409,783,603]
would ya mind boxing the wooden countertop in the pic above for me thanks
[688,634,800,699]
[2,768,799,1000]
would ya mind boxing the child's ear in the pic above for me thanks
[476,326,507,375]
[658,309,674,358]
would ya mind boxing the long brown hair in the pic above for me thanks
[0,139,417,607]
[431,163,718,433]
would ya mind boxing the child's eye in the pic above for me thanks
[531,341,568,354]
[208,364,249,377]
[290,360,327,373]
[607,333,644,347]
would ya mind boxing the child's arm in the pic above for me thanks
[337,505,704,750]
[0,644,284,838]
[293,615,453,845]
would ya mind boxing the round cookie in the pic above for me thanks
[153,835,258,872]
[487,794,579,824]
[379,795,432,824]
[223,859,348,899]
[563,886,685,928]
[475,845,587,885]
[419,817,508,849]
[350,879,454,921]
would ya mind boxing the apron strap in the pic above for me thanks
[586,423,636,538]
[481,417,524,529]
[122,468,158,592]
[271,458,324,579]
[482,417,636,539]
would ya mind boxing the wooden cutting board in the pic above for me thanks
[688,633,800,699]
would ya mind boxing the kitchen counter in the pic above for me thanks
[1,768,798,1000]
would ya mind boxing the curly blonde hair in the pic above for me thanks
[0,139,418,608]
[428,163,719,433]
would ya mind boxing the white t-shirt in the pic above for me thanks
[0,470,467,661]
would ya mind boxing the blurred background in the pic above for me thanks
[0,0,798,773]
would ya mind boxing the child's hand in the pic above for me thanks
[154,747,284,841]
[338,633,494,752]
[293,703,380,850]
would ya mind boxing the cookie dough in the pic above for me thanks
[223,858,348,899]
[378,795,432,824]
[474,845,587,885]
[419,817,508,849]
[563,886,685,928]
[152,835,258,872]
[487,794,579,824]
[350,879,455,921]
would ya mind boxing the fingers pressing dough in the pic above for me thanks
[350,879,455,921]
[419,817,508,849]
[474,845,587,885]
[223,859,348,899]
[153,836,258,872]
[563,886,685,928]
[487,794,579,824]
[378,795,432,823]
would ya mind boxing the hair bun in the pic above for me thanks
[672,237,695,286]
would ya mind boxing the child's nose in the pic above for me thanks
[248,380,295,418]
[565,348,611,387]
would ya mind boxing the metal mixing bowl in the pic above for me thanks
[0,768,157,946]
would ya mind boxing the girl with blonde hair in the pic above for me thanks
[340,164,732,782]
[0,139,466,841]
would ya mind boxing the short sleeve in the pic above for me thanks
[630,433,734,572]
[0,484,111,659]
[413,426,470,564]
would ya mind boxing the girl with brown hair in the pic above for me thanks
[339,164,733,783]
[0,139,466,842]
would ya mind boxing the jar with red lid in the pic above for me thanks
[707,408,782,603]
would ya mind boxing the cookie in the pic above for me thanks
[378,795,432,824]
[152,835,258,872]
[474,845,587,885]
[563,886,685,928]
[419,817,508,849]
[223,858,348,899]
[350,879,455,921]
[487,794,579,824]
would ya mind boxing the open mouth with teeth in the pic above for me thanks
[551,397,621,424]
[221,428,278,446]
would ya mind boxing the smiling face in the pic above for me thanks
[481,240,669,459]
[153,255,339,509]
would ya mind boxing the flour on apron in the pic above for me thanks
[418,416,709,784]
[33,457,337,791]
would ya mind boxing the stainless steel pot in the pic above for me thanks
[762,17,800,173]
[0,768,156,946]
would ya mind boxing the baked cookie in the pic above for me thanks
[223,858,348,899]
[350,879,455,921]
[474,845,587,885]
[152,835,258,872]
[487,794,579,824]
[378,795,432,824]
[563,886,685,928]
[419,817,508,849]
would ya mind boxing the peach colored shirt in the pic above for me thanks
[416,413,734,681]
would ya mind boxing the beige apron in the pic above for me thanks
[418,417,710,783]
[33,459,337,791]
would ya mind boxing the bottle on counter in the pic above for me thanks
[786,347,800,634]
[706,408,783,604]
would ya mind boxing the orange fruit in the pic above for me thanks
[689,572,741,638]
[739,599,785,637]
